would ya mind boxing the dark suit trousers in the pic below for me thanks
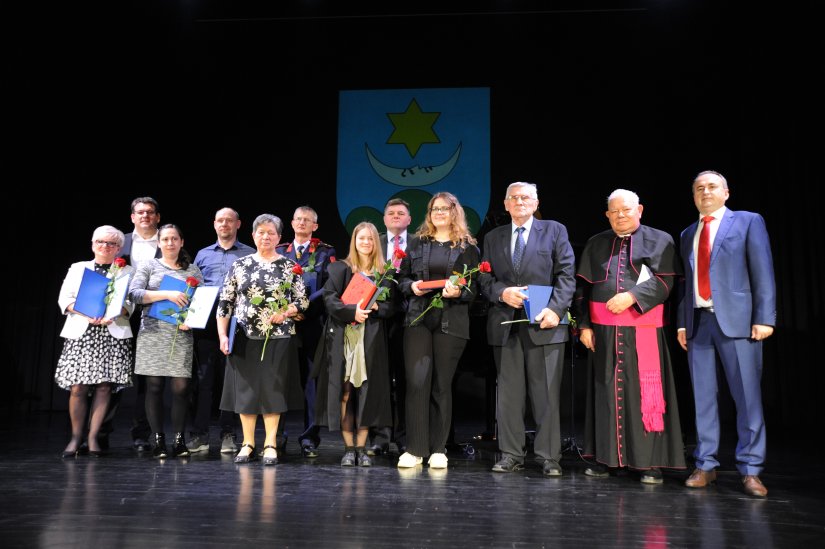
[688,308,766,475]
[493,323,564,463]
[403,323,466,457]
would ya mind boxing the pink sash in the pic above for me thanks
[589,302,666,433]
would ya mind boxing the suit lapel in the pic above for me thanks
[684,222,699,271]
[712,210,735,264]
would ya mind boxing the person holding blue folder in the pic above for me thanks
[55,226,136,458]
[479,182,576,477]
[128,224,204,459]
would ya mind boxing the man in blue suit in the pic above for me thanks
[677,170,776,497]
[479,182,575,476]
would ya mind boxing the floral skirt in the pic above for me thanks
[54,325,133,391]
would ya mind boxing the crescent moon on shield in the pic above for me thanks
[365,143,462,187]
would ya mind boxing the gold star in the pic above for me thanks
[386,99,441,158]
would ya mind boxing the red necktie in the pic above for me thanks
[392,234,400,258]
[697,216,714,300]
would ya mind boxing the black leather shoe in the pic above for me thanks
[133,438,152,453]
[640,468,663,485]
[366,443,388,457]
[341,447,357,467]
[262,445,278,466]
[356,447,372,467]
[300,440,319,458]
[492,456,524,473]
[584,464,610,478]
[542,459,562,477]
[234,443,257,464]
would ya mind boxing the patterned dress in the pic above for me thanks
[129,259,204,378]
[54,262,133,391]
[218,254,308,414]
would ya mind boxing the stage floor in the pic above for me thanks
[2,411,823,548]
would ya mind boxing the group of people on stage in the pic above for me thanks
[54,170,776,498]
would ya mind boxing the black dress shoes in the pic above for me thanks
[542,459,563,477]
[262,445,278,466]
[584,464,610,478]
[492,456,524,473]
[300,440,319,458]
[366,443,389,457]
[172,433,190,458]
[152,433,169,459]
[234,443,257,464]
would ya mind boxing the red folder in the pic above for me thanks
[341,272,378,307]
[418,277,466,290]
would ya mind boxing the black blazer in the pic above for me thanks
[398,237,480,339]
[479,218,576,346]
[118,232,161,266]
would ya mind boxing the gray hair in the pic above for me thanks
[293,206,318,222]
[252,214,283,235]
[694,170,729,189]
[91,225,125,247]
[505,182,538,199]
[607,189,640,207]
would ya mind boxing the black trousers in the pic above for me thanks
[402,322,467,458]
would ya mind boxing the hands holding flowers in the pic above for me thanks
[410,261,491,326]
[251,264,303,361]
[372,248,406,302]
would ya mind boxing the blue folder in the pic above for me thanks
[524,285,569,324]
[147,275,189,325]
[73,268,110,318]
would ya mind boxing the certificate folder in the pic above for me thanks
[341,273,378,309]
[74,268,131,320]
[524,285,569,324]
[417,277,466,290]
[147,275,217,328]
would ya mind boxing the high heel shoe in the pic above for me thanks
[172,432,190,458]
[152,433,169,459]
[61,449,78,459]
[234,443,257,464]
[262,445,278,466]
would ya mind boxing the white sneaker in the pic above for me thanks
[428,453,448,469]
[397,452,423,468]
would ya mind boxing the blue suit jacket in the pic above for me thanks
[678,209,776,339]
[479,218,575,346]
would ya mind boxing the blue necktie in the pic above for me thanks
[296,245,305,259]
[513,227,526,272]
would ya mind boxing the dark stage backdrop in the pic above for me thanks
[6,2,822,444]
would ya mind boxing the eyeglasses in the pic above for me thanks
[133,209,156,216]
[293,217,317,224]
[94,240,119,247]
[506,195,534,202]
[429,206,453,214]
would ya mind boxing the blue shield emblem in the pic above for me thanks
[337,88,490,235]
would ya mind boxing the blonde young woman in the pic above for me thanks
[396,192,480,469]
[315,222,394,467]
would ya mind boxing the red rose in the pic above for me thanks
[393,248,407,260]
[310,238,320,245]
[479,261,492,273]
[329,257,336,263]
[292,264,304,275]
[186,276,200,287]
[114,257,127,268]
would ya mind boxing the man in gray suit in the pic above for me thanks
[479,182,575,476]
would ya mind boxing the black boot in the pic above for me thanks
[172,432,190,458]
[152,433,168,459]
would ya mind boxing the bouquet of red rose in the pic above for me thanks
[251,264,303,361]
[372,248,406,303]
[410,261,491,326]
[165,276,200,360]
[103,257,127,306]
